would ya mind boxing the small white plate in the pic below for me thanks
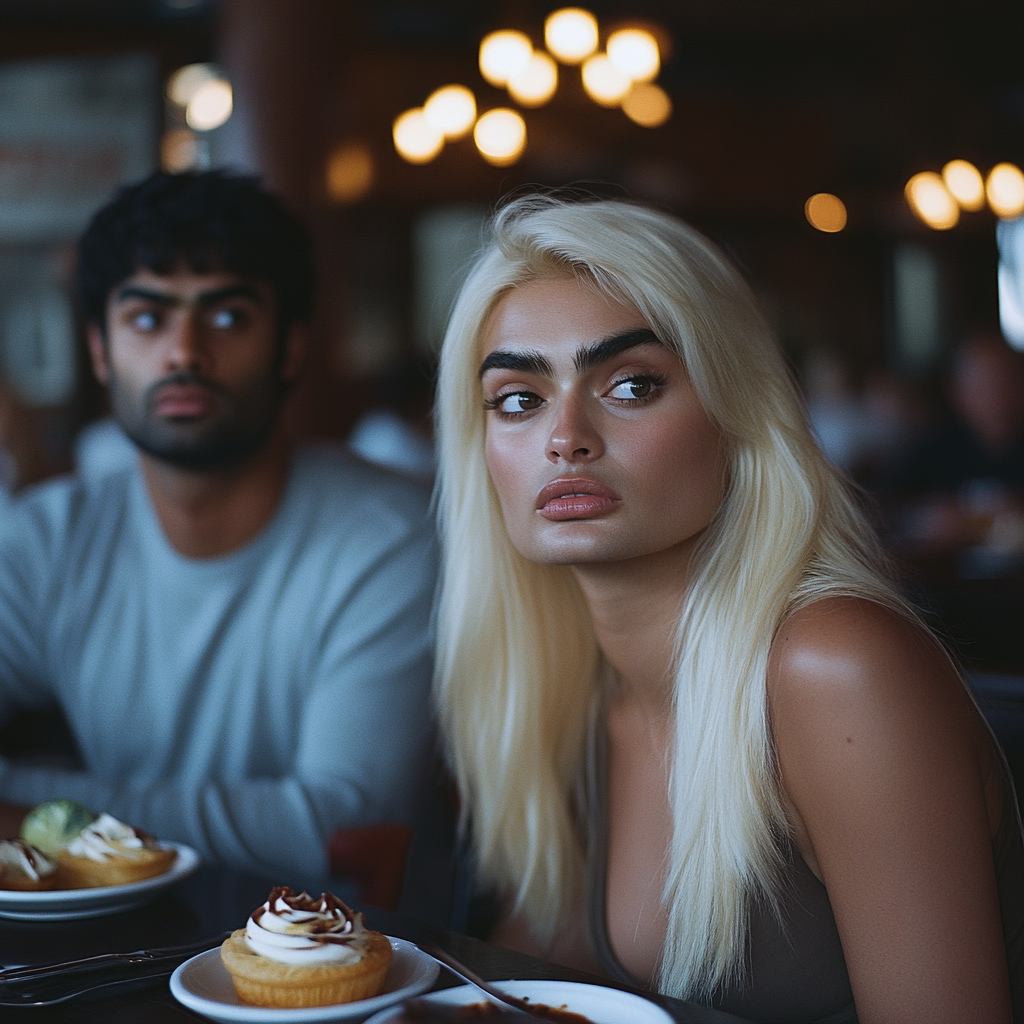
[0,843,200,921]
[170,938,439,1024]
[364,980,675,1024]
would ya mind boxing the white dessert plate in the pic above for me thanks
[170,938,439,1024]
[364,980,675,1024]
[0,842,200,921]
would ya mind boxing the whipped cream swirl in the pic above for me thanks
[64,812,157,862]
[245,887,369,965]
[0,840,57,882]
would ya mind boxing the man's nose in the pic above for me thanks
[164,312,208,373]
[546,394,604,464]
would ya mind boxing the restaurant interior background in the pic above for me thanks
[0,1,1022,737]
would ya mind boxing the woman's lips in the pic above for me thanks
[536,477,619,521]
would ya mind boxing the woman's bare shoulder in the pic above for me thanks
[768,596,968,723]
[767,595,994,819]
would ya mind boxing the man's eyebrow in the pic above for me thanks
[574,328,662,373]
[114,284,265,306]
[194,284,265,306]
[115,286,177,306]
[479,349,553,378]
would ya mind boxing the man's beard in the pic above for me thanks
[110,370,285,471]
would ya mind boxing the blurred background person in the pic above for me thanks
[891,333,1024,559]
[0,170,437,893]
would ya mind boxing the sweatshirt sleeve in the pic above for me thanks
[0,470,437,891]
[0,489,64,724]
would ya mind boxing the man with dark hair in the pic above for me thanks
[0,172,436,888]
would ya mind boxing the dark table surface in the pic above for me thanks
[0,864,751,1023]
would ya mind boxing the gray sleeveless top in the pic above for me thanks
[584,722,1024,1023]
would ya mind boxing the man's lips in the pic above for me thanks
[152,385,219,419]
[536,477,620,521]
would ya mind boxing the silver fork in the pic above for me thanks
[0,932,231,1007]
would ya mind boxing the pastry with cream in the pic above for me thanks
[55,812,176,888]
[0,839,58,891]
[220,886,393,1008]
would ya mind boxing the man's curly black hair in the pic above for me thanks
[76,170,314,339]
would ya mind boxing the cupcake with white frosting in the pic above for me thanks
[56,812,176,887]
[220,886,393,1007]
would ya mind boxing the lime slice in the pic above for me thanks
[20,799,96,856]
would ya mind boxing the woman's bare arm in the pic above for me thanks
[769,597,1011,1024]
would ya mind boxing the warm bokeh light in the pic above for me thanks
[508,51,559,107]
[479,30,533,87]
[424,85,477,139]
[621,82,672,127]
[942,160,985,212]
[581,54,631,106]
[986,163,1024,220]
[166,62,217,107]
[607,29,660,83]
[185,78,233,130]
[473,108,526,166]
[544,8,599,64]
[326,142,374,203]
[393,108,445,164]
[804,193,847,233]
[160,129,200,172]
[905,172,960,230]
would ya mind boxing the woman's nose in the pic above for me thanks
[546,395,603,464]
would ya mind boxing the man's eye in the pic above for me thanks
[211,308,241,328]
[132,310,159,331]
[608,377,655,400]
[496,391,543,413]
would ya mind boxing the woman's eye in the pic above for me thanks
[608,377,656,400]
[495,391,543,414]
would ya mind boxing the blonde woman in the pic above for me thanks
[433,195,1024,1023]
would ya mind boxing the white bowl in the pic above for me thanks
[364,979,675,1023]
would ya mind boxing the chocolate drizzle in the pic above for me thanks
[250,886,364,945]
[0,840,55,879]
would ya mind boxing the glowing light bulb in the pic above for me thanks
[424,85,477,140]
[905,172,959,230]
[507,51,558,107]
[986,163,1024,220]
[167,63,217,107]
[581,54,632,107]
[185,78,233,130]
[544,7,599,64]
[473,108,526,166]
[326,142,374,203]
[620,82,672,127]
[607,29,660,83]
[393,109,444,164]
[804,193,847,233]
[479,30,533,87]
[942,160,985,212]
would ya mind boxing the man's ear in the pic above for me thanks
[86,324,111,386]
[279,323,309,385]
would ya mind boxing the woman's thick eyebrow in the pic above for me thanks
[479,349,553,378]
[478,328,661,379]
[574,328,662,372]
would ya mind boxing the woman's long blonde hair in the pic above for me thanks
[433,195,909,1000]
